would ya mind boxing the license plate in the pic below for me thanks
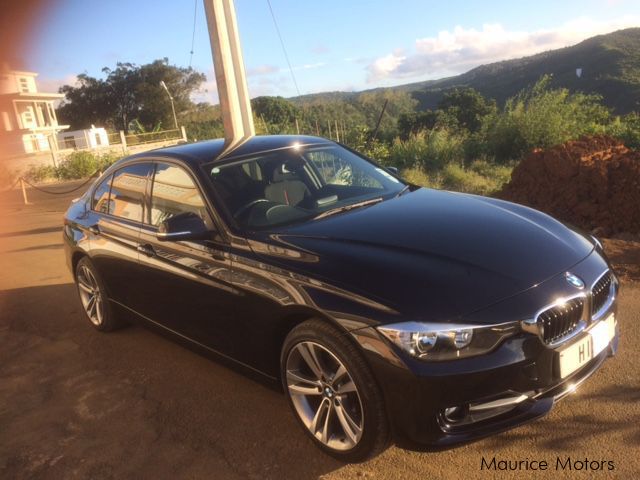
[558,314,616,378]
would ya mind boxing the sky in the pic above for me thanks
[25,0,640,104]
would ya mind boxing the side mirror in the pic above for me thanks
[157,212,211,242]
[385,166,399,175]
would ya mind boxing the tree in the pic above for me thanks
[57,58,205,133]
[437,88,497,133]
[355,90,417,139]
[101,62,140,133]
[134,59,206,130]
[251,96,300,128]
[57,74,113,130]
[485,75,611,161]
[398,110,457,138]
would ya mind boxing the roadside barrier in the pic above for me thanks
[16,171,101,205]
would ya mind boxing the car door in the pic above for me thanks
[87,161,154,307]
[132,160,242,357]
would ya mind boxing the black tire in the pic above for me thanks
[281,319,390,462]
[74,257,122,332]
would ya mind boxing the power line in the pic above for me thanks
[266,0,301,96]
[189,0,198,68]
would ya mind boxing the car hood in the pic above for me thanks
[251,188,595,323]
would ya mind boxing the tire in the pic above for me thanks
[74,257,122,332]
[281,319,390,462]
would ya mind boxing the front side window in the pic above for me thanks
[207,143,404,230]
[306,150,383,189]
[150,163,208,226]
[109,163,154,222]
[92,174,113,214]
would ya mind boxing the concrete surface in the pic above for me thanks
[0,183,639,479]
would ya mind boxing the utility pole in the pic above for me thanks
[203,0,255,151]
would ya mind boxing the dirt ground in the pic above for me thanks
[1,183,639,479]
[499,135,640,236]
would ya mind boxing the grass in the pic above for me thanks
[401,160,514,196]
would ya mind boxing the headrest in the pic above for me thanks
[272,160,303,182]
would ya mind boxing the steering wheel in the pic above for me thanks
[233,198,270,218]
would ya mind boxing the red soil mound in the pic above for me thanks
[499,135,640,236]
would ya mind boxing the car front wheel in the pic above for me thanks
[281,319,389,461]
[75,257,121,332]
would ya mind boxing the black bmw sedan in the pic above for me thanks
[63,135,619,461]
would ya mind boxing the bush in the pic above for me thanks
[400,160,513,196]
[607,113,640,150]
[484,75,611,162]
[24,151,121,182]
[344,126,391,164]
[25,164,57,183]
[388,129,467,171]
[400,166,439,188]
[441,164,493,194]
[468,159,514,187]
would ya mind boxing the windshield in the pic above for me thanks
[207,143,405,230]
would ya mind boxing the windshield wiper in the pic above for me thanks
[312,197,383,221]
[395,184,411,197]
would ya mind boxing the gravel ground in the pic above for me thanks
[1,182,639,479]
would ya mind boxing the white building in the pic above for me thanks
[0,66,69,156]
[58,126,110,151]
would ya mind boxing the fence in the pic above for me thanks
[2,126,188,177]
[124,128,184,146]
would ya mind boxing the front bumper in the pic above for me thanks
[350,254,620,449]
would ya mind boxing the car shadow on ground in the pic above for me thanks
[0,283,344,479]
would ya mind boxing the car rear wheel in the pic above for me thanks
[75,257,121,332]
[281,319,389,461]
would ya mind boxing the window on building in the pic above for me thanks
[63,136,76,149]
[95,133,102,146]
[19,77,30,93]
[22,108,35,128]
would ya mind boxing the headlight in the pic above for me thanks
[377,321,519,361]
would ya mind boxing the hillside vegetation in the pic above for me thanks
[44,29,640,196]
[297,28,640,114]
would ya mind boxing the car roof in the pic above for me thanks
[128,134,334,166]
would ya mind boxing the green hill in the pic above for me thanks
[293,28,640,114]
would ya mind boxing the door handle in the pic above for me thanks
[137,244,156,257]
[88,224,100,235]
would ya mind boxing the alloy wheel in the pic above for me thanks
[286,341,364,451]
[76,265,104,326]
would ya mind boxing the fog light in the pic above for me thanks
[443,405,468,423]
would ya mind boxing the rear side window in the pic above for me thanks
[149,163,208,226]
[92,174,113,214]
[109,163,154,223]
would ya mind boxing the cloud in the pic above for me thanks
[191,69,219,104]
[246,64,279,76]
[366,16,640,83]
[36,74,78,94]
[311,44,330,55]
[292,62,326,71]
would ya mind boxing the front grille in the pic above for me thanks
[538,297,584,344]
[592,272,613,317]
